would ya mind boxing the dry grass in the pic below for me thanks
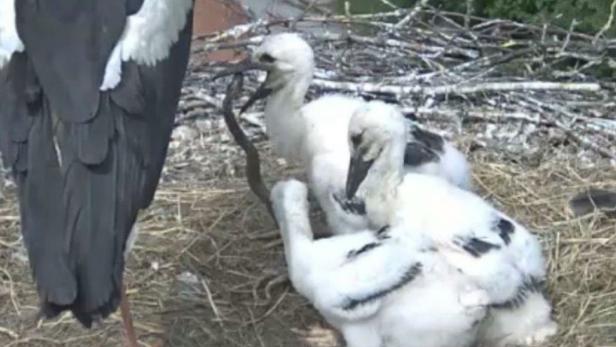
[0,136,614,346]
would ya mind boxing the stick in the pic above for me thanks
[221,74,278,226]
[313,79,602,96]
[593,0,616,44]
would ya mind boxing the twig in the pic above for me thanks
[394,0,429,28]
[378,0,399,10]
[0,326,18,339]
[560,19,578,53]
[201,278,223,325]
[464,0,474,29]
[593,0,616,45]
[221,74,278,225]
[313,79,601,96]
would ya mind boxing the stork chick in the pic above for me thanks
[271,179,489,347]
[345,101,558,347]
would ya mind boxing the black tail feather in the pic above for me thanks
[570,188,616,218]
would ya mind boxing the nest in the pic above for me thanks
[0,6,615,347]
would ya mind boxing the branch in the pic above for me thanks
[593,0,616,45]
[395,0,428,28]
[312,79,602,96]
[221,74,278,225]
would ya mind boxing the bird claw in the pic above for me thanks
[331,192,366,216]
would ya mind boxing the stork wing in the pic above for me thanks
[315,233,424,321]
[0,0,193,327]
[403,124,443,166]
[400,178,547,305]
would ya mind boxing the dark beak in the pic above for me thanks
[213,58,274,114]
[239,82,273,114]
[345,151,374,199]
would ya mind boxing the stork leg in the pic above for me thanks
[120,284,139,347]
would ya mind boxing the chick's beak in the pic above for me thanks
[213,57,274,114]
[345,150,374,199]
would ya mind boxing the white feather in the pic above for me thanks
[0,0,24,69]
[390,174,545,302]
[271,179,488,347]
[100,0,192,91]
[478,291,557,346]
[411,141,472,190]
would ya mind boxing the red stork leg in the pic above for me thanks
[120,284,139,347]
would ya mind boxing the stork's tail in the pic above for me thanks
[569,188,616,218]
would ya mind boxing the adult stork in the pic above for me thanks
[0,0,193,345]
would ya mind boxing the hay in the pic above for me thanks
[1,143,614,346]
[0,5,615,347]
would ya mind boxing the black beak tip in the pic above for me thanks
[345,155,374,200]
[345,188,354,200]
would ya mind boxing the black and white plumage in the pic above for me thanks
[0,0,193,331]
[218,33,471,235]
[344,101,558,347]
[271,179,489,347]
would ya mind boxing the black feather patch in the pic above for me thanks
[358,92,399,104]
[403,126,445,166]
[455,236,501,258]
[411,126,445,152]
[126,0,144,15]
[376,225,391,240]
[493,218,515,244]
[403,142,440,166]
[569,188,616,218]
[342,263,422,311]
[346,242,381,260]
[491,277,546,310]
[332,192,366,216]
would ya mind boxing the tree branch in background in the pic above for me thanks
[593,0,616,45]
[192,9,615,163]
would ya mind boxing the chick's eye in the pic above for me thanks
[260,53,276,63]
[351,134,362,147]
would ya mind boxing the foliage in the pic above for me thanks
[475,0,615,36]
[336,0,615,37]
[335,0,415,14]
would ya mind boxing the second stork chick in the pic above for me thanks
[218,32,471,234]
[344,101,558,347]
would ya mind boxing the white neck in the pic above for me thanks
[264,72,312,163]
[359,146,405,228]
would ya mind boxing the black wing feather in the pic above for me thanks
[15,0,127,123]
[403,125,445,167]
[1,53,77,311]
[1,1,194,327]
[342,263,422,311]
[569,188,616,218]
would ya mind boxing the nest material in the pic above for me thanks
[0,6,615,347]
